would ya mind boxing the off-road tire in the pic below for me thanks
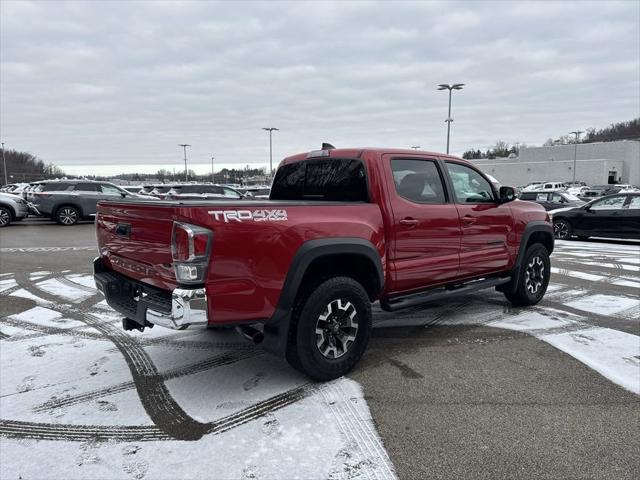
[0,206,12,227]
[286,276,372,381]
[504,243,550,306]
[553,218,572,240]
[55,206,80,225]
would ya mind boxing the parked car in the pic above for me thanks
[93,146,554,381]
[550,193,640,240]
[0,182,30,194]
[566,185,590,196]
[521,181,546,191]
[149,184,181,199]
[0,192,29,227]
[580,184,615,200]
[240,187,271,199]
[166,184,244,200]
[610,184,640,193]
[31,180,136,225]
[519,190,585,211]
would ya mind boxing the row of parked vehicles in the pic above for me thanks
[515,182,640,240]
[1,175,638,240]
[0,180,271,227]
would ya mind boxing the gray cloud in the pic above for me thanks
[1,0,638,174]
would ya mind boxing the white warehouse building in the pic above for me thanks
[470,140,639,187]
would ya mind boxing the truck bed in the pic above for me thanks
[95,198,385,324]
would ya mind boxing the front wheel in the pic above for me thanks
[0,206,12,227]
[553,218,572,240]
[504,243,551,306]
[287,276,372,381]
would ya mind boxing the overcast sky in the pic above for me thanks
[1,0,638,176]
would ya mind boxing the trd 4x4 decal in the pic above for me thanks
[208,209,288,223]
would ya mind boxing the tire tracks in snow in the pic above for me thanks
[1,383,314,442]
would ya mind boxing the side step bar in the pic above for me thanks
[380,276,511,312]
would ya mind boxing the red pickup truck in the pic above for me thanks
[94,146,553,380]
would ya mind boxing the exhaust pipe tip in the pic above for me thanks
[236,325,264,344]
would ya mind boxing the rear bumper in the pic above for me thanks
[93,257,208,330]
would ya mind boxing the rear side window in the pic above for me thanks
[391,159,446,204]
[73,183,99,192]
[270,159,368,201]
[40,183,72,192]
[519,192,536,200]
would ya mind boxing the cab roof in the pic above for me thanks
[281,147,464,166]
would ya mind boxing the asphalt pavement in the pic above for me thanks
[1,218,638,479]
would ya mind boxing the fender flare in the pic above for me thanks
[0,202,16,219]
[500,221,554,294]
[262,237,384,356]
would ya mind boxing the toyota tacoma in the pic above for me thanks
[94,146,554,380]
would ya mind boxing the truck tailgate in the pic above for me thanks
[96,201,179,290]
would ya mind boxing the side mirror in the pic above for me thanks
[499,186,516,203]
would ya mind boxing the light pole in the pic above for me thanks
[411,145,421,150]
[178,144,191,181]
[262,127,279,175]
[1,142,6,185]
[211,156,215,183]
[437,83,465,154]
[569,131,583,183]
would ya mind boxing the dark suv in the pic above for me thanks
[32,180,135,225]
[519,190,585,211]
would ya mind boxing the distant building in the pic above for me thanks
[471,140,639,187]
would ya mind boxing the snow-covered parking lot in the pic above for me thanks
[1,225,639,479]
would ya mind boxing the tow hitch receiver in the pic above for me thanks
[122,317,154,332]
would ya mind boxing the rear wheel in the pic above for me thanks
[56,206,80,225]
[287,276,371,381]
[553,218,572,240]
[504,243,550,306]
[0,206,12,227]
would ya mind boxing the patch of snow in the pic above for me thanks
[35,278,95,303]
[542,328,640,395]
[66,274,97,290]
[565,294,640,316]
[10,288,54,306]
[0,278,18,293]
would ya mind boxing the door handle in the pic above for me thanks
[399,218,419,228]
[462,215,477,225]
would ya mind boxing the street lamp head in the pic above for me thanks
[262,127,279,132]
[438,83,465,91]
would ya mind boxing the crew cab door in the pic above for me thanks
[443,161,513,278]
[385,156,461,292]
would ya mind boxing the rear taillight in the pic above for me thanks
[171,222,213,284]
